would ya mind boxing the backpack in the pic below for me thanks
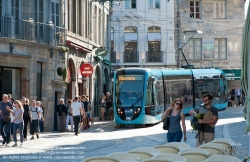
[190,109,203,131]
[190,115,202,131]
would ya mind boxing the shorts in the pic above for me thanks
[196,131,214,145]
[101,107,106,113]
[87,112,90,118]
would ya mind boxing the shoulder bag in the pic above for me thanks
[163,110,172,130]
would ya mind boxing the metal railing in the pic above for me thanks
[0,16,66,46]
[146,51,163,63]
[111,51,116,63]
[123,51,139,63]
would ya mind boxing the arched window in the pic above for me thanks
[148,26,161,33]
[124,26,137,33]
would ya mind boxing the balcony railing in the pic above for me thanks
[0,16,66,46]
[146,51,163,63]
[111,51,116,63]
[123,51,139,63]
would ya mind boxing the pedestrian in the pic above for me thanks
[236,86,242,106]
[66,99,74,132]
[70,96,83,136]
[100,95,106,121]
[10,99,16,141]
[86,97,92,128]
[189,93,218,146]
[229,86,235,107]
[56,99,67,132]
[8,100,24,147]
[161,98,187,143]
[0,94,13,145]
[36,101,44,132]
[81,95,90,130]
[22,97,30,141]
[29,100,42,140]
[105,92,113,120]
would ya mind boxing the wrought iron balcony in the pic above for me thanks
[123,51,139,63]
[0,16,66,46]
[111,51,116,63]
[146,51,163,63]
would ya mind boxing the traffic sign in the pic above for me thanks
[80,63,94,77]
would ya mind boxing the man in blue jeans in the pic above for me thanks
[0,94,13,145]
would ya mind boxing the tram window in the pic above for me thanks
[155,80,164,106]
[146,83,154,106]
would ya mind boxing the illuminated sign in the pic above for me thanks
[118,75,143,81]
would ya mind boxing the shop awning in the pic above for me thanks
[148,33,161,41]
[66,40,92,53]
[103,59,112,65]
[124,33,137,42]
[223,69,241,80]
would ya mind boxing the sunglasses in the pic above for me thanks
[203,99,209,102]
[175,102,182,106]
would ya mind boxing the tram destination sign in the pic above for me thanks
[118,75,143,81]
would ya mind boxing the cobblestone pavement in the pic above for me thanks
[0,106,248,162]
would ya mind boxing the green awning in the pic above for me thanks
[95,48,108,57]
[223,69,241,80]
[94,55,103,61]
[103,59,112,65]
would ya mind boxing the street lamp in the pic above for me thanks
[178,30,202,69]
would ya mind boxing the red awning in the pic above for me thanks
[66,40,92,53]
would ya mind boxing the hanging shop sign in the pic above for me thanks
[80,63,94,77]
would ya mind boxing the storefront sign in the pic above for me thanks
[80,63,93,77]
[223,69,241,80]
[95,48,108,57]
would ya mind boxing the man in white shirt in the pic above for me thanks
[70,96,83,136]
[236,86,242,106]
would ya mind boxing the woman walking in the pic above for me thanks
[100,95,106,121]
[29,100,42,140]
[7,100,24,146]
[161,98,186,142]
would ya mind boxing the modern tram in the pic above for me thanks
[113,68,228,126]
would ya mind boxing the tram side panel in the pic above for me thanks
[163,74,194,115]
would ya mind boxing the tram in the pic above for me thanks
[113,68,227,126]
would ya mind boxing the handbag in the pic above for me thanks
[163,110,172,130]
[3,115,11,122]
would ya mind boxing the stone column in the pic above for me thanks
[75,0,78,34]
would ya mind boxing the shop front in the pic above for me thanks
[223,69,241,88]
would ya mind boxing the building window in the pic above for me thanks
[124,26,137,33]
[190,1,201,18]
[148,0,160,9]
[36,62,42,100]
[125,0,136,9]
[214,0,226,19]
[51,1,60,26]
[148,42,160,51]
[189,38,202,60]
[148,26,160,33]
[35,0,44,41]
[214,38,227,59]
[12,0,20,36]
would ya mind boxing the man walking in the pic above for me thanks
[230,86,236,106]
[189,93,218,146]
[0,94,13,145]
[57,99,67,132]
[70,97,83,136]
[236,86,242,106]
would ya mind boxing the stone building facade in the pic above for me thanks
[111,0,176,72]
[0,0,111,131]
[176,0,245,87]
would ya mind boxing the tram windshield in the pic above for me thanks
[115,74,144,107]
